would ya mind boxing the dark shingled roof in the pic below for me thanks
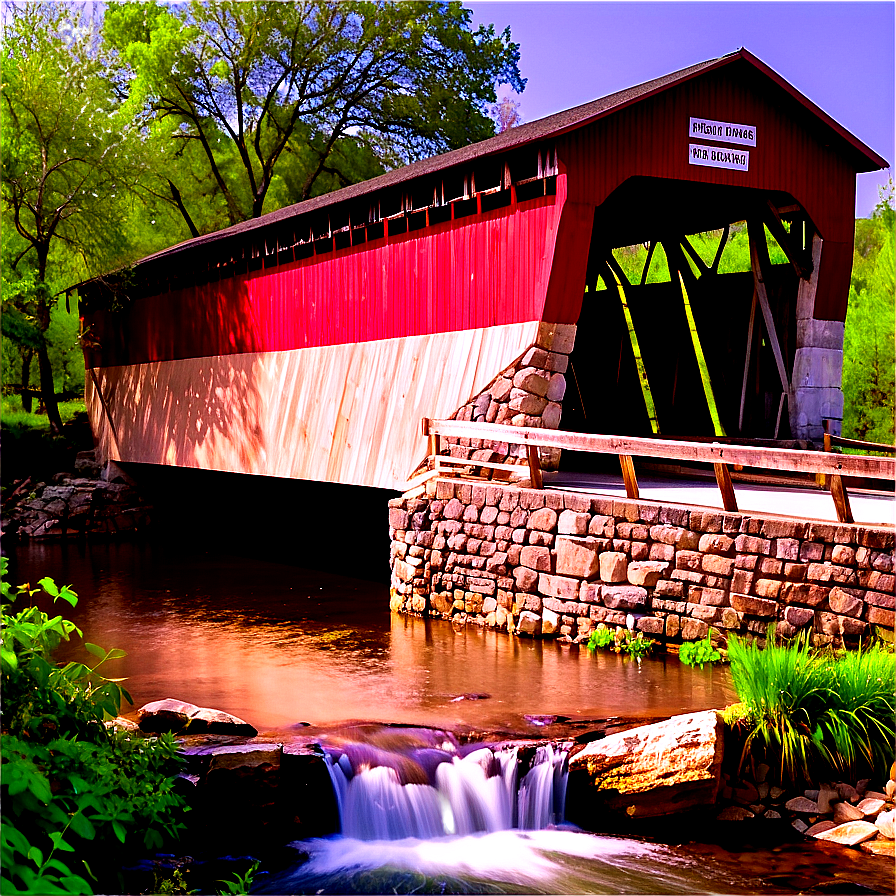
[126,48,890,270]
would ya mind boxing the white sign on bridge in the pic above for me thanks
[689,117,757,146]
[688,144,750,172]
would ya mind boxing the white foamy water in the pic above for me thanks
[256,829,752,895]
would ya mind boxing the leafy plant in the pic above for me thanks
[1,558,188,895]
[726,627,895,787]
[679,632,723,668]
[217,860,261,896]
[586,624,657,660]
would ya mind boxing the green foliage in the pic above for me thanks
[0,558,187,895]
[843,182,895,445]
[726,628,895,787]
[105,0,525,226]
[217,861,261,896]
[678,633,723,669]
[586,624,657,660]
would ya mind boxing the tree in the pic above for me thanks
[105,0,525,229]
[1,3,139,432]
[842,182,895,444]
[492,94,521,132]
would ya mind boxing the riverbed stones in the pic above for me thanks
[137,699,257,736]
[567,710,724,819]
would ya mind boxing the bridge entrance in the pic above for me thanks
[563,177,811,447]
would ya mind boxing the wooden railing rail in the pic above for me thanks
[420,418,896,525]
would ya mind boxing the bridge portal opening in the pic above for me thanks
[563,176,812,455]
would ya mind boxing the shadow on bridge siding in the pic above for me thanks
[89,275,267,475]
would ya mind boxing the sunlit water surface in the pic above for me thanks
[8,539,895,895]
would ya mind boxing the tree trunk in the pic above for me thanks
[21,349,34,413]
[37,340,63,435]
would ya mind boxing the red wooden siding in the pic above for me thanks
[84,188,565,368]
[553,67,857,320]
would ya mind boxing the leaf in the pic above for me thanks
[38,577,59,597]
[112,820,127,843]
[27,845,44,867]
[49,832,76,853]
[69,812,96,841]
[83,643,106,659]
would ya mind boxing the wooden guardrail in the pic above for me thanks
[419,418,895,525]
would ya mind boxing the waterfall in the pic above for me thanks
[321,740,568,841]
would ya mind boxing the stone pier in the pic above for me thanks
[389,479,894,649]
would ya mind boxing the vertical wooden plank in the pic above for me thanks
[829,474,854,524]
[713,463,739,512]
[619,455,639,499]
[527,445,543,489]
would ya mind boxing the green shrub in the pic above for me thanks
[586,624,657,660]
[1,558,187,895]
[727,628,895,787]
[679,633,722,668]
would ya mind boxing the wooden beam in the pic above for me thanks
[680,235,710,278]
[764,200,811,279]
[710,224,730,274]
[423,418,896,479]
[527,445,543,489]
[713,463,738,512]
[738,289,758,433]
[747,220,792,402]
[619,455,639,499]
[829,475,854,524]
[640,242,656,286]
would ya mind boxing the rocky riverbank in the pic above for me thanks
[1,449,151,539]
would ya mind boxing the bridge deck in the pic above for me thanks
[543,470,894,526]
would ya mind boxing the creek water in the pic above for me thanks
[7,538,894,895]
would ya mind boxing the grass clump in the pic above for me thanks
[727,628,895,787]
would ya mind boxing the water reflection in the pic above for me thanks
[7,539,735,732]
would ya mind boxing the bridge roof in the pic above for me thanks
[128,47,886,272]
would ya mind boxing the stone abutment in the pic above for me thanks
[389,480,895,649]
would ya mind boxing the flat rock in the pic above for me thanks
[137,698,257,736]
[717,805,754,821]
[806,820,838,838]
[876,808,895,839]
[568,710,723,818]
[856,797,886,818]
[814,820,879,846]
[785,796,820,814]
[833,800,865,824]
[860,837,895,858]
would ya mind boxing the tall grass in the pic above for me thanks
[727,630,895,787]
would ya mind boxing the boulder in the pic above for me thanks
[137,698,257,736]
[814,820,879,847]
[567,710,724,821]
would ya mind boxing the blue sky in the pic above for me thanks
[467,1,894,217]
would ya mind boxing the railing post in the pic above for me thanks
[830,474,854,524]
[713,463,738,512]
[619,455,639,499]
[527,445,543,489]
[422,417,440,460]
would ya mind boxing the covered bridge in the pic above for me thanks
[79,48,887,491]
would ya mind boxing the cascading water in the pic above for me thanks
[322,736,564,840]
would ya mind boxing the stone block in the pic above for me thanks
[780,581,828,607]
[761,518,806,539]
[636,616,665,636]
[701,554,734,576]
[665,615,680,638]
[649,543,675,561]
[527,507,558,532]
[542,402,562,429]
[547,373,567,401]
[516,611,542,636]
[676,550,704,572]
[680,618,709,641]
[730,593,778,617]
[754,579,781,599]
[537,573,581,600]
[649,526,699,549]
[580,582,601,604]
[775,538,800,561]
[555,537,600,579]
[784,606,814,628]
[800,542,824,562]
[600,585,647,610]
[867,606,895,627]
[831,544,855,565]
[627,560,670,587]
[734,535,772,555]
[588,514,614,537]
[655,580,684,598]
[698,533,735,555]
[536,321,577,355]
[389,507,409,529]
[519,545,552,571]
[599,552,628,583]
[558,510,590,535]
[513,566,538,593]
[828,587,863,617]
[865,589,895,609]
[512,368,550,396]
[541,609,560,636]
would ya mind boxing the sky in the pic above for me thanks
[467,1,894,217]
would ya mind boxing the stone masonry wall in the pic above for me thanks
[389,479,895,649]
[439,323,576,473]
